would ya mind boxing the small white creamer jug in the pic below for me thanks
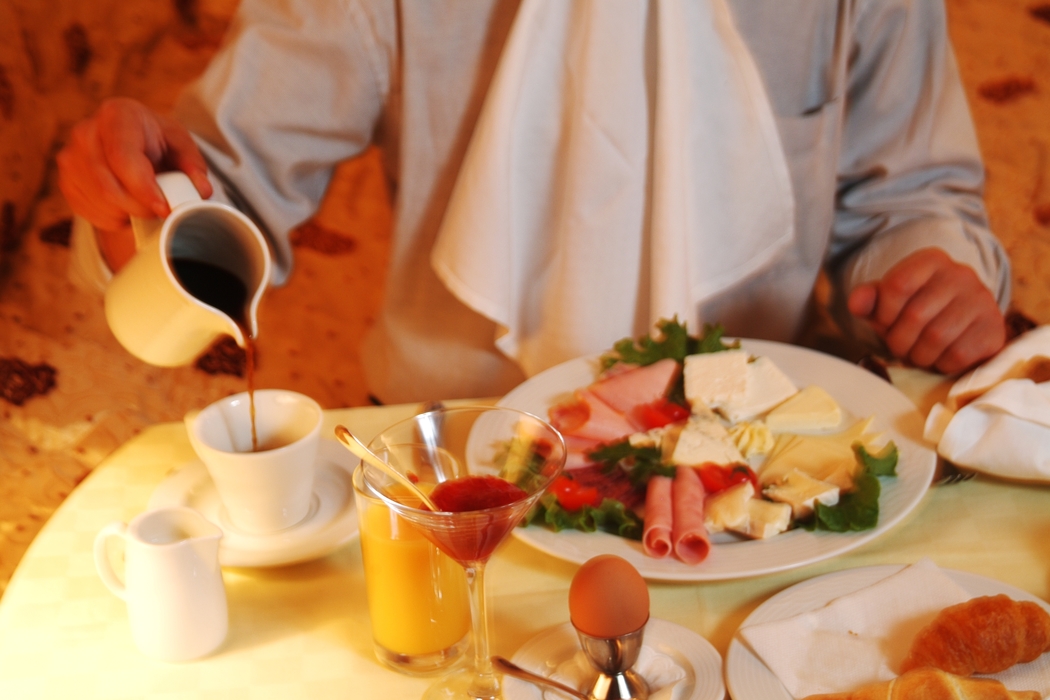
[103,171,272,366]
[94,506,228,662]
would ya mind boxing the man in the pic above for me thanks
[58,0,1008,404]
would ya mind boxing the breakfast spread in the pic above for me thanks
[800,667,1040,700]
[525,319,898,564]
[900,595,1050,676]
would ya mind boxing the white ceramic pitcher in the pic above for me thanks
[103,171,272,366]
[94,506,228,662]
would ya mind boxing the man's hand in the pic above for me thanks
[57,97,213,270]
[847,247,1006,374]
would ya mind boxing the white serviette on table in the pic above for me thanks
[924,326,1050,481]
[737,558,970,699]
[431,0,795,378]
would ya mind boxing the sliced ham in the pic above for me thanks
[590,358,681,415]
[671,466,711,565]
[561,389,638,443]
[642,475,673,558]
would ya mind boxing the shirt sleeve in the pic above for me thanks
[828,0,1011,310]
[172,0,397,285]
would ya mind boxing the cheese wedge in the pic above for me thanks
[704,481,754,533]
[758,417,880,490]
[765,384,842,432]
[720,356,798,423]
[743,499,793,539]
[763,469,840,519]
[683,349,749,409]
[670,414,745,467]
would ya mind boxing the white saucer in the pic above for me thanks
[148,438,360,567]
[504,618,724,700]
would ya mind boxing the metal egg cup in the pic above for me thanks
[574,620,650,700]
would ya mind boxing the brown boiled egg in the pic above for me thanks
[569,554,650,638]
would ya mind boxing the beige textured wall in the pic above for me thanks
[0,0,234,265]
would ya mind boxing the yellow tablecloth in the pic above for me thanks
[1,389,1049,700]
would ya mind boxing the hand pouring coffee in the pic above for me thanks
[103,171,272,368]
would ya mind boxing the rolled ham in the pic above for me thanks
[642,475,673,558]
[671,466,711,565]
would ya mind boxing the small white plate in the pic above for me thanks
[504,618,724,700]
[148,439,360,567]
[724,564,1050,699]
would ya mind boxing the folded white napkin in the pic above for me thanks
[945,326,1050,410]
[432,0,795,377]
[738,558,970,699]
[924,326,1050,481]
[544,645,688,700]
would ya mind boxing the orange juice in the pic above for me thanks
[360,504,470,657]
[352,464,471,675]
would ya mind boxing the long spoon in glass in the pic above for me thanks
[333,424,440,512]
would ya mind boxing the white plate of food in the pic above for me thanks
[504,618,724,700]
[498,339,936,581]
[724,564,1050,699]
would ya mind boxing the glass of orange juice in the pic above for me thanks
[352,465,470,675]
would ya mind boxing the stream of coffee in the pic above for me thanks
[172,258,260,451]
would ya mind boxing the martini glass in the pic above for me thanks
[362,406,566,700]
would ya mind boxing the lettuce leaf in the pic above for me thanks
[587,441,674,487]
[803,441,899,532]
[599,317,736,371]
[855,442,898,477]
[526,495,643,540]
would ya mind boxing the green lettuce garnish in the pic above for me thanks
[599,317,736,371]
[526,496,643,540]
[588,441,675,487]
[804,441,898,532]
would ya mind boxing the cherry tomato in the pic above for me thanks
[696,464,759,495]
[550,475,602,511]
[697,464,730,493]
[634,398,690,429]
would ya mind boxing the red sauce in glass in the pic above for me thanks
[431,475,527,512]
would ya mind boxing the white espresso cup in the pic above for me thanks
[94,506,228,662]
[104,171,272,367]
[186,389,323,534]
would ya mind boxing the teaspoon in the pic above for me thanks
[334,424,440,511]
[492,655,591,700]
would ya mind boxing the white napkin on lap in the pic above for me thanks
[432,0,795,377]
[924,326,1050,481]
[738,559,970,699]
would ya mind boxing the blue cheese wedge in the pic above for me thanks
[683,349,749,410]
[720,356,799,423]
[704,481,754,533]
[669,414,745,466]
[762,469,840,519]
[743,499,793,539]
[765,384,842,432]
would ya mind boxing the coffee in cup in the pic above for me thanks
[186,389,323,534]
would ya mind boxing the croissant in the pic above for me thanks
[801,667,1039,700]
[900,594,1050,676]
